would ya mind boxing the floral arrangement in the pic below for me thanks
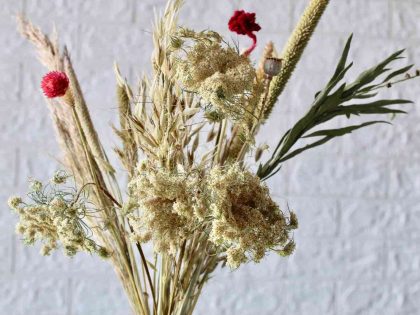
[8,0,418,314]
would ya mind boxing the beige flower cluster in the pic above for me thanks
[207,164,297,268]
[8,173,109,258]
[127,163,297,268]
[175,37,256,121]
[126,163,203,255]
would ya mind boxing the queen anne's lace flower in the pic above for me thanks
[8,196,23,210]
[176,41,256,121]
[8,174,110,258]
[206,164,297,268]
[51,170,69,184]
[127,165,203,254]
[127,163,297,268]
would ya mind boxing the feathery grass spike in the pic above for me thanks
[264,0,330,120]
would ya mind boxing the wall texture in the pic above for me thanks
[1,0,420,314]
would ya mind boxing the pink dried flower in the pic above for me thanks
[41,71,69,98]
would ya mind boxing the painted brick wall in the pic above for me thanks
[1,0,419,314]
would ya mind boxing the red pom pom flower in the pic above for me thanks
[228,10,261,56]
[41,71,69,98]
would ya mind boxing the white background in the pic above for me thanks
[1,0,420,314]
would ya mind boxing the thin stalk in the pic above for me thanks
[168,240,186,315]
[138,242,158,314]
[71,105,147,314]
[127,240,147,314]
[215,119,228,165]
[235,77,271,163]
[211,121,224,167]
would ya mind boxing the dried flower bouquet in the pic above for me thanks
[8,0,418,314]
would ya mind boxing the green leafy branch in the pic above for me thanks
[257,35,418,180]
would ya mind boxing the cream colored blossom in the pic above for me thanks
[206,164,297,268]
[8,177,109,258]
[29,180,43,192]
[176,41,256,121]
[127,163,297,268]
[51,170,68,184]
[127,165,204,255]
[8,196,23,210]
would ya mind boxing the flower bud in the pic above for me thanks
[51,170,68,184]
[30,180,43,192]
[170,36,183,50]
[8,196,23,210]
[263,57,282,77]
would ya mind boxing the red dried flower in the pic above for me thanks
[41,71,69,98]
[228,10,261,56]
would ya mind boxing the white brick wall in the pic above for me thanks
[1,0,419,314]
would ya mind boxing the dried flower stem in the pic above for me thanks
[256,41,275,81]
[71,103,147,313]
[264,0,330,119]
[18,17,149,313]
